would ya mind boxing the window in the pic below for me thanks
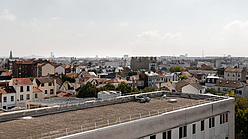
[201,120,204,131]
[50,89,54,94]
[209,117,215,128]
[27,86,30,91]
[49,83,52,86]
[27,94,30,100]
[3,97,7,102]
[179,126,187,138]
[192,124,196,134]
[150,135,156,139]
[45,90,47,94]
[167,130,171,139]
[226,113,228,122]
[20,86,23,92]
[35,93,38,98]
[163,130,171,139]
[20,95,23,101]
[41,83,44,87]
[11,96,14,101]
[218,88,220,92]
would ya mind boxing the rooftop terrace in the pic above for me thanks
[0,92,228,139]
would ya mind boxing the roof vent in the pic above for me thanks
[234,82,236,84]
[227,81,229,84]
[220,81,222,83]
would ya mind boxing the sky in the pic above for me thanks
[0,0,248,58]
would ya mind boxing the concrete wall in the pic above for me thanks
[59,97,234,139]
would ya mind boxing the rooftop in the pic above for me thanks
[0,93,226,139]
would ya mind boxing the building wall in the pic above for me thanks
[55,66,65,74]
[1,93,15,109]
[38,82,56,98]
[59,97,235,139]
[32,92,43,101]
[42,64,55,76]
[131,57,156,71]
[12,84,33,107]
[182,85,199,94]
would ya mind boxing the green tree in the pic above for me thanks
[169,66,184,72]
[206,88,218,94]
[143,87,155,92]
[216,67,225,76]
[235,97,248,137]
[116,82,132,95]
[131,87,139,93]
[220,90,235,97]
[102,83,116,91]
[178,75,189,80]
[77,82,97,98]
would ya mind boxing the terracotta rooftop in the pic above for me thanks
[15,60,34,65]
[33,87,42,93]
[66,73,78,78]
[12,78,32,85]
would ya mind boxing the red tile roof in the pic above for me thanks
[12,78,32,85]
[66,73,78,78]
[33,87,42,93]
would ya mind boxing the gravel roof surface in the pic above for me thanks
[0,97,199,139]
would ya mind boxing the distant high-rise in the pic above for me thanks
[9,50,13,59]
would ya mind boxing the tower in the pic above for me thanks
[9,50,13,59]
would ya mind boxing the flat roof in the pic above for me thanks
[0,96,220,139]
[29,97,96,105]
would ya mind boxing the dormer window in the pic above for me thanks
[227,73,229,77]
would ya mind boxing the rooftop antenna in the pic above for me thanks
[202,50,204,58]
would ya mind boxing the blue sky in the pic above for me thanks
[0,0,248,58]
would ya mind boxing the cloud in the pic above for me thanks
[119,22,128,26]
[136,31,181,40]
[224,20,248,30]
[52,17,59,20]
[0,9,16,21]
[88,20,95,25]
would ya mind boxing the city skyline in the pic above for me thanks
[1,0,248,57]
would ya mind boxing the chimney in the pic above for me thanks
[15,80,18,85]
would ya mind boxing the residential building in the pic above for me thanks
[12,60,35,78]
[205,76,219,89]
[140,71,160,88]
[0,86,16,110]
[10,78,33,107]
[55,65,66,74]
[131,57,157,71]
[224,68,246,81]
[33,77,56,98]
[215,79,247,96]
[182,83,205,94]
[34,63,55,77]
[33,87,42,101]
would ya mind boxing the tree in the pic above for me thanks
[131,87,139,93]
[178,75,189,80]
[77,82,98,98]
[220,90,235,97]
[143,87,155,92]
[102,83,116,91]
[158,86,170,91]
[169,66,184,72]
[116,82,132,95]
[235,97,248,137]
[206,88,218,94]
[216,67,225,76]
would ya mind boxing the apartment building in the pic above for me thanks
[10,78,33,107]
[0,86,16,110]
[224,68,246,81]
[33,77,56,98]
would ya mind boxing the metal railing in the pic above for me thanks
[21,96,228,139]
